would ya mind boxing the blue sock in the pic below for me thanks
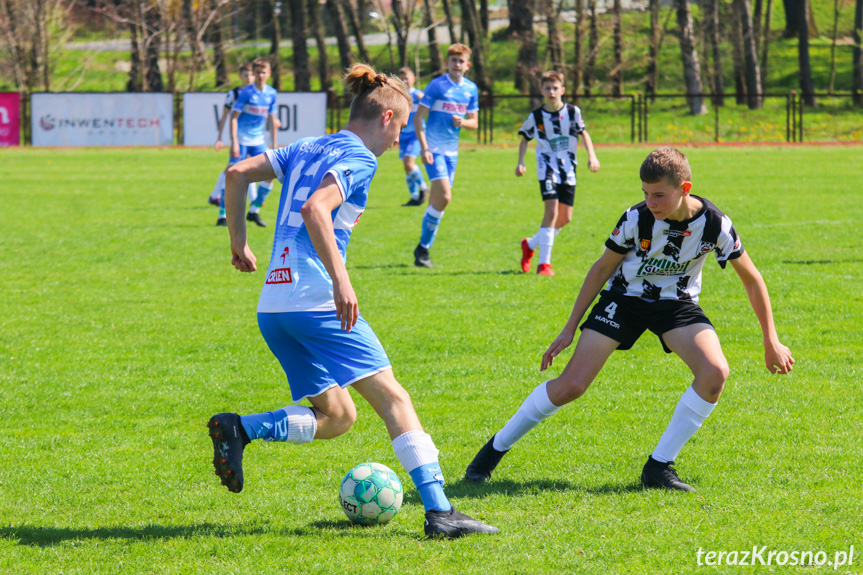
[408,464,452,512]
[406,173,420,199]
[419,207,443,248]
[251,181,274,210]
[241,409,287,441]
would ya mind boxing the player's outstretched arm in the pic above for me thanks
[515,138,529,177]
[581,130,600,173]
[301,175,358,333]
[215,107,230,150]
[225,154,275,273]
[454,112,478,130]
[730,252,795,374]
[229,111,241,159]
[541,248,625,371]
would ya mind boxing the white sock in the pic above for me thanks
[248,182,258,204]
[493,381,560,451]
[554,227,562,236]
[211,171,226,200]
[537,227,555,265]
[392,430,440,471]
[527,229,541,250]
[651,386,716,463]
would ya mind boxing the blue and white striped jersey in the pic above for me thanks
[232,83,278,146]
[419,74,479,156]
[259,130,377,313]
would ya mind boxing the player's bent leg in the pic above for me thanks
[547,328,619,405]
[307,385,357,439]
[466,330,618,484]
[555,204,573,229]
[428,177,451,212]
[643,324,727,492]
[353,370,499,538]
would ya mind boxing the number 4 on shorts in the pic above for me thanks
[604,302,618,319]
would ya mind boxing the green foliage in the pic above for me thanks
[0,145,861,573]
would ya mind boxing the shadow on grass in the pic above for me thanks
[401,477,645,506]
[351,264,523,277]
[783,258,863,265]
[2,520,421,546]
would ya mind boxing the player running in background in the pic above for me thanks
[209,63,258,208]
[216,58,278,228]
[516,70,600,276]
[397,67,429,207]
[207,63,499,539]
[411,44,479,267]
[466,146,794,492]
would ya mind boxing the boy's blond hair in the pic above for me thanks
[344,63,411,123]
[640,147,692,187]
[541,70,565,86]
[447,43,472,58]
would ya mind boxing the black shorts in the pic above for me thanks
[580,291,714,353]
[539,180,576,207]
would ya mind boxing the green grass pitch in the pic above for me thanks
[0,144,860,574]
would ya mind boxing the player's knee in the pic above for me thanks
[699,360,729,397]
[330,403,357,436]
[550,376,590,404]
[557,212,572,227]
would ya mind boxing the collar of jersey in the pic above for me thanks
[339,129,364,144]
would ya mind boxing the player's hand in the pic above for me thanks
[541,331,575,371]
[333,278,359,332]
[215,140,223,152]
[452,115,463,127]
[515,163,526,177]
[421,149,434,165]
[765,341,795,374]
[588,156,600,172]
[230,143,240,160]
[231,242,257,273]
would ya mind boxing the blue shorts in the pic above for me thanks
[399,133,420,159]
[423,153,458,186]
[228,143,269,165]
[258,311,392,403]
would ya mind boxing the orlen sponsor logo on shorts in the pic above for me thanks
[266,268,293,284]
[594,315,620,329]
[637,257,691,277]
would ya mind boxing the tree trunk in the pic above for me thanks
[268,0,282,90]
[307,0,330,89]
[143,6,163,92]
[326,0,353,71]
[507,0,534,39]
[441,0,458,44]
[646,0,660,100]
[211,15,228,88]
[127,19,142,92]
[761,0,773,83]
[460,0,493,92]
[544,0,564,71]
[289,0,310,91]
[828,0,841,92]
[705,0,724,106]
[480,0,489,36]
[574,0,584,95]
[853,0,863,106]
[783,0,818,37]
[423,0,443,73]
[730,4,747,104]
[675,0,707,114]
[737,0,763,108]
[585,0,598,96]
[612,0,623,96]
[753,0,764,56]
[343,0,370,62]
[793,0,817,105]
[392,0,411,67]
[513,0,537,93]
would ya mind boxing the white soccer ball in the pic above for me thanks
[339,462,403,525]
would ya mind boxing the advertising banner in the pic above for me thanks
[0,92,21,147]
[31,93,173,147]
[183,92,327,147]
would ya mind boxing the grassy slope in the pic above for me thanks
[0,145,860,574]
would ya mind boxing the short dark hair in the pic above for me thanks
[541,70,565,86]
[640,146,692,187]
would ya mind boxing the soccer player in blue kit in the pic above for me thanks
[397,67,429,207]
[206,63,499,539]
[216,58,279,228]
[465,147,795,492]
[411,44,479,267]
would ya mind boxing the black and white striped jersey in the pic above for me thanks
[603,196,744,303]
[518,104,586,185]
[223,86,242,110]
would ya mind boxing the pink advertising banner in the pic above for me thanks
[0,92,21,147]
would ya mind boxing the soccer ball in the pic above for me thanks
[339,462,403,525]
